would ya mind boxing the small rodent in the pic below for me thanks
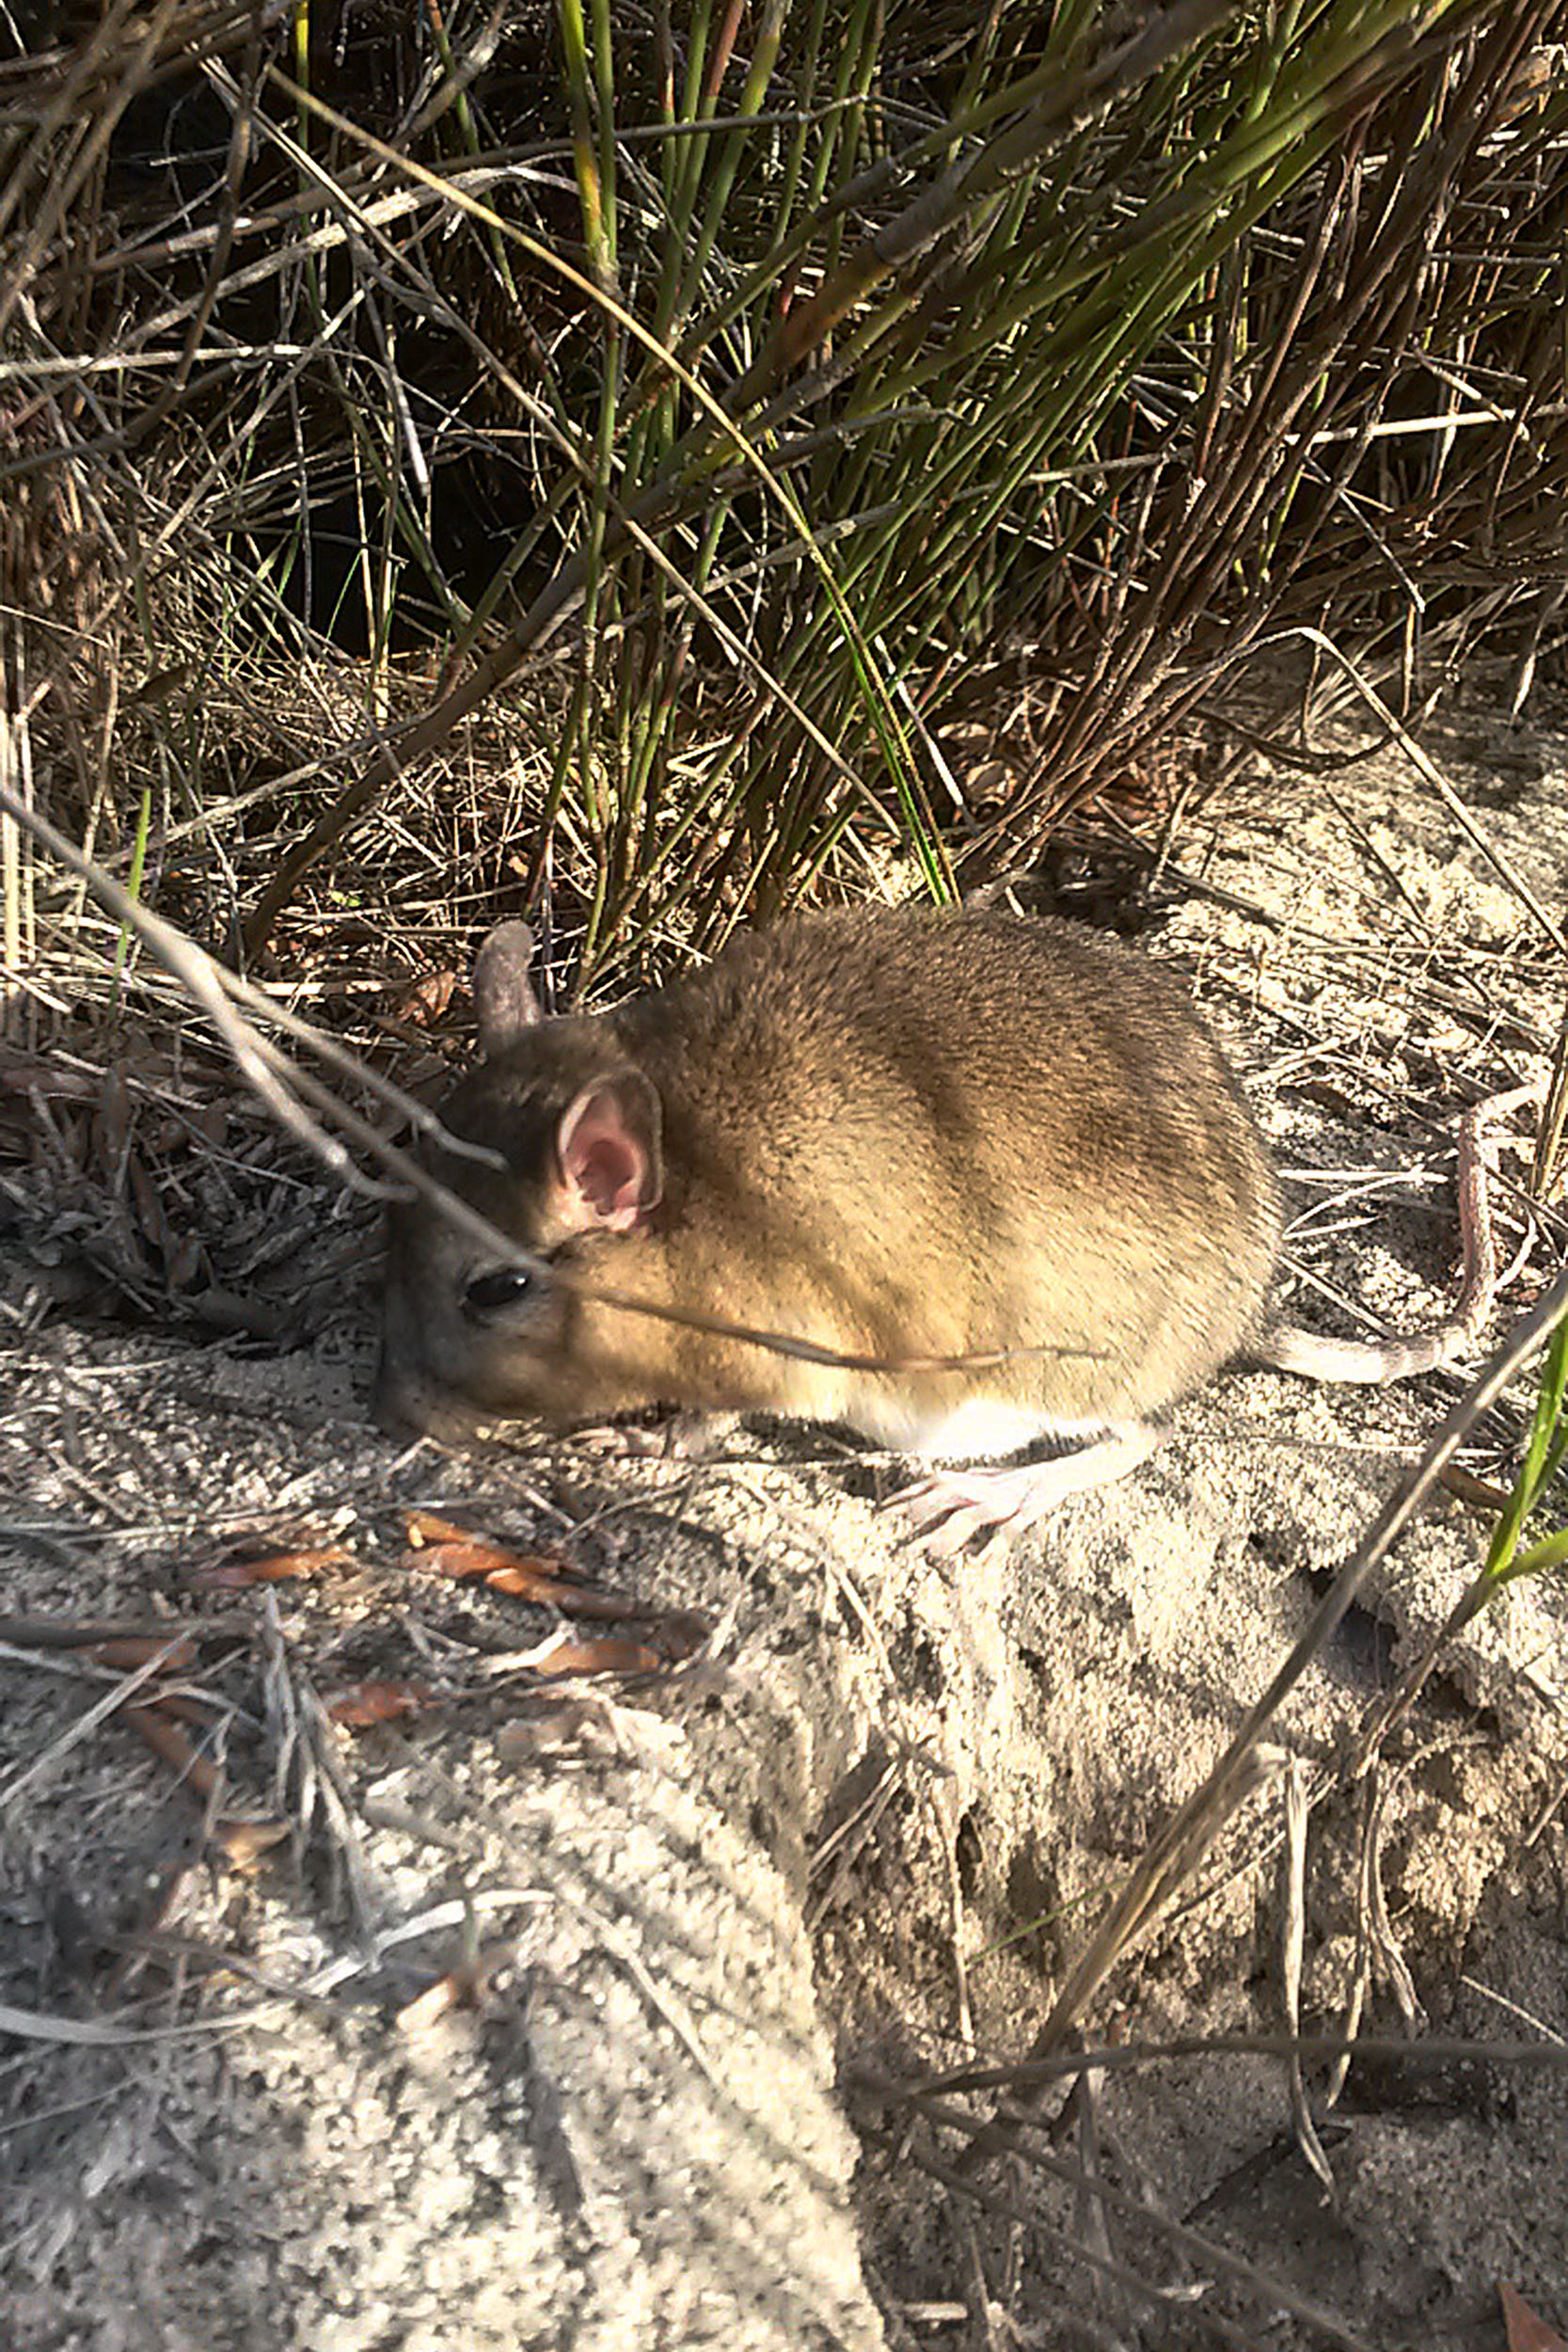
[374,906,1498,1542]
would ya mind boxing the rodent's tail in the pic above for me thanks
[1259,1084,1542,1391]
[1255,1322,1455,1387]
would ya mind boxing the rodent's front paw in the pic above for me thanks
[576,1409,719,1462]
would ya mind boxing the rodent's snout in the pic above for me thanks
[371,1349,486,1444]
[370,1347,430,1438]
[372,1266,454,1438]
[372,1269,500,1442]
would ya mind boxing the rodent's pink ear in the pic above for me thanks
[472,921,542,1057]
[555,1076,662,1232]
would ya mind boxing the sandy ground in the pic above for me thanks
[3,672,1567,2350]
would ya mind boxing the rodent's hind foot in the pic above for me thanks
[891,1423,1163,1557]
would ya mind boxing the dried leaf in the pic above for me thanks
[1501,2284,1568,2352]
[186,1543,356,1590]
[519,1634,663,1677]
[393,968,458,1026]
[325,1680,436,1727]
[123,1703,220,1798]
[405,1522,649,1621]
[84,1635,199,1672]
[127,1151,173,1258]
[212,1817,291,1865]
[396,1941,517,2033]
[409,1534,531,1580]
[435,1544,646,1620]
[495,1698,622,1761]
[0,1046,98,1104]
[95,1064,132,1161]
[404,1510,568,1570]
[0,1613,249,1651]
[166,1232,203,1289]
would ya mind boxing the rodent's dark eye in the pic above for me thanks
[463,1268,533,1321]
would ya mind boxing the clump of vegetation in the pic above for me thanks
[3,0,1564,980]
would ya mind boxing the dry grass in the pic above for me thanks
[4,1,1566,999]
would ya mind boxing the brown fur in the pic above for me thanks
[374,907,1283,1449]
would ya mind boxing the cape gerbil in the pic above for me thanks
[374,906,1503,1541]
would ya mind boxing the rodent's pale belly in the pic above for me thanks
[847,1391,1102,1461]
